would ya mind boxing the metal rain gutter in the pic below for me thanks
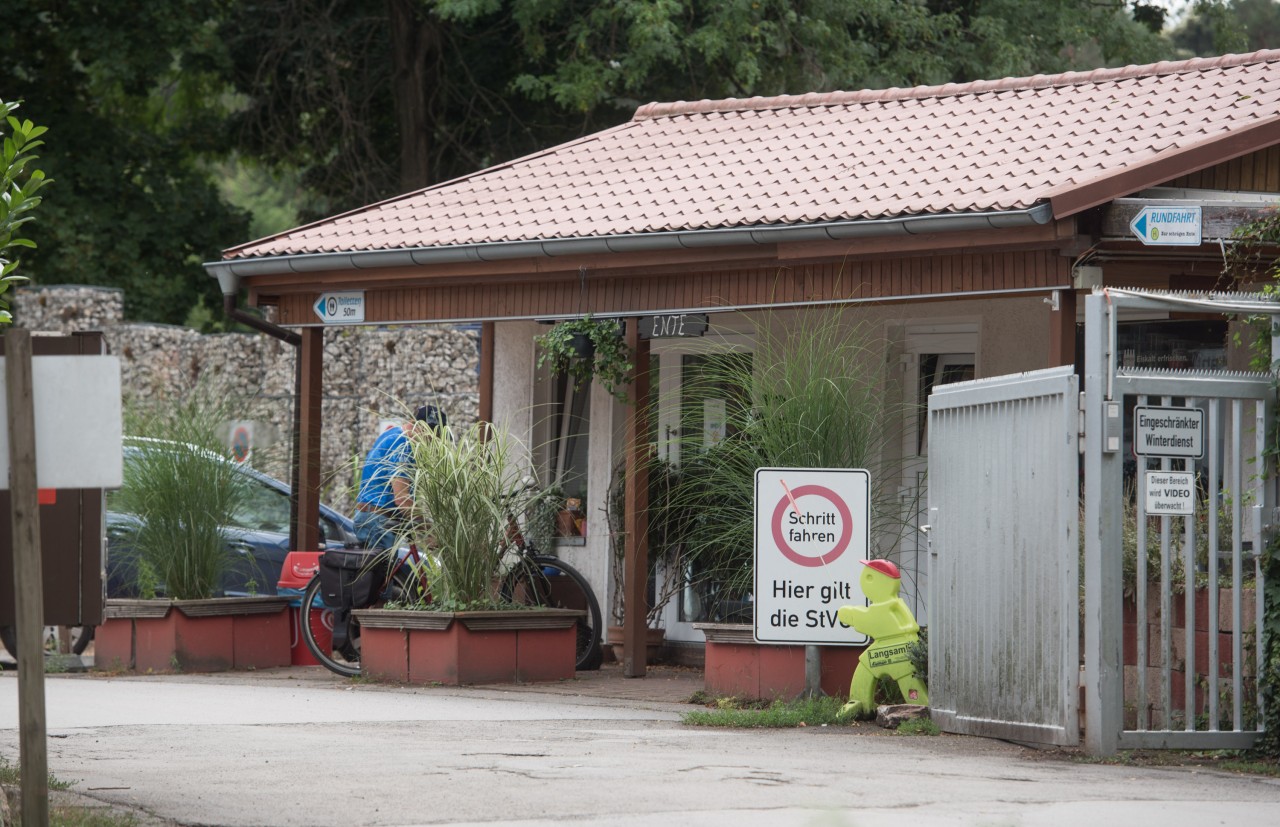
[203,202,1055,282]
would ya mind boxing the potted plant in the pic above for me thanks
[94,379,291,673]
[354,420,584,685]
[534,314,633,400]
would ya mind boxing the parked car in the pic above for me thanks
[106,438,358,599]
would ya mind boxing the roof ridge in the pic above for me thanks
[632,48,1280,121]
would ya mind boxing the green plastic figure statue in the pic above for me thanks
[836,558,928,719]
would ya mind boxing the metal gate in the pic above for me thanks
[1083,289,1272,755]
[927,365,1080,745]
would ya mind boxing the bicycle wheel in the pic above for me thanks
[300,567,417,678]
[299,573,361,678]
[503,555,603,671]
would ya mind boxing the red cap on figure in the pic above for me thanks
[860,559,901,579]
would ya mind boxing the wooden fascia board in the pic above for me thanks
[1048,117,1280,219]
[234,243,782,296]
[235,218,1080,300]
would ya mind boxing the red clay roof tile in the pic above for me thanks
[226,50,1280,260]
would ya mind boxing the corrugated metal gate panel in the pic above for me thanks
[928,366,1079,745]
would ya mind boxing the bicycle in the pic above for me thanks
[300,513,603,677]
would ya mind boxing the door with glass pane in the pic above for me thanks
[899,345,976,627]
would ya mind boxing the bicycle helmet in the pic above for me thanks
[415,405,447,428]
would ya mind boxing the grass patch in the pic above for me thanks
[45,808,140,827]
[896,717,940,736]
[2,757,139,827]
[682,695,850,728]
[1219,759,1280,777]
[0,756,71,790]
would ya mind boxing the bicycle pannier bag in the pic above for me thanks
[318,548,389,611]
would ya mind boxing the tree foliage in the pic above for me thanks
[0,1,1215,324]
[0,98,50,325]
[0,0,249,324]
[222,0,1176,218]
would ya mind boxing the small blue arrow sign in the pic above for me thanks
[312,291,365,323]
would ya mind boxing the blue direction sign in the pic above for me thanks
[313,291,366,324]
[1129,206,1202,246]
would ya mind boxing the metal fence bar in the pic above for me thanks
[1231,399,1244,732]
[1184,449,1196,732]
[1207,398,1221,732]
[1160,396,1173,732]
[1254,396,1269,726]
[1136,399,1149,730]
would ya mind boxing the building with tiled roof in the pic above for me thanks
[207,50,1280,680]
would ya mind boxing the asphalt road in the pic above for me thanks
[3,667,1280,827]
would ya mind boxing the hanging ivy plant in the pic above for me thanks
[534,314,633,400]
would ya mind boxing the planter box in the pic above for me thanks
[696,623,865,701]
[94,597,291,673]
[355,608,582,685]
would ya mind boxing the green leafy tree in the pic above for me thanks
[222,0,1177,218]
[1170,0,1269,56]
[0,1,250,324]
[0,98,50,325]
[0,1,1183,323]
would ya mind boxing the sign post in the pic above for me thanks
[5,329,47,827]
[753,468,871,646]
[2,337,122,827]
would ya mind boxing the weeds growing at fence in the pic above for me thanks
[682,695,851,728]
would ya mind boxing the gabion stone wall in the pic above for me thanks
[15,284,480,515]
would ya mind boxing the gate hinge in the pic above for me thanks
[1078,391,1087,454]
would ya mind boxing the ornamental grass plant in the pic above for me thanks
[399,420,539,610]
[657,309,911,621]
[115,378,252,600]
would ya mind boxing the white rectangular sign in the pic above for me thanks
[1133,405,1204,458]
[754,467,870,645]
[313,291,366,324]
[1129,205,1202,246]
[1144,470,1195,516]
[0,355,123,488]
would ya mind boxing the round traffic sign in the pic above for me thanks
[231,425,251,463]
[769,484,853,567]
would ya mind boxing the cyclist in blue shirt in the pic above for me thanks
[352,405,446,550]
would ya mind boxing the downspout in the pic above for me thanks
[216,271,304,550]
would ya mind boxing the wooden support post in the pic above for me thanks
[296,327,323,551]
[6,328,49,827]
[479,322,495,426]
[623,320,651,678]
